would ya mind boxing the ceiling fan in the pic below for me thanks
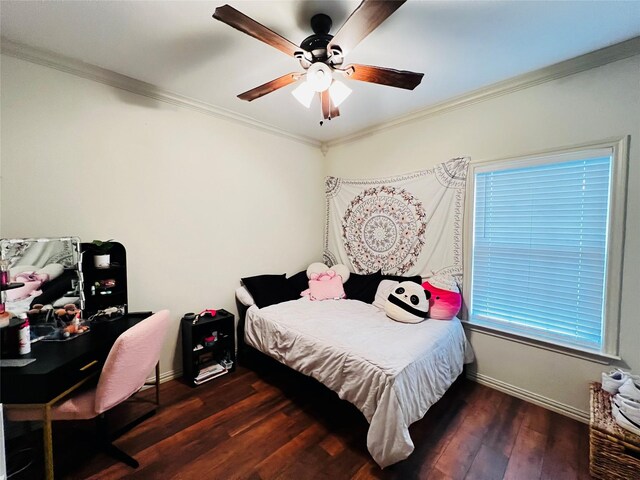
[213,0,424,124]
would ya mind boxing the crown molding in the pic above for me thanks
[0,38,321,149]
[2,36,638,152]
[326,36,640,149]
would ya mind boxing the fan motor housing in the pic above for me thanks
[300,14,333,61]
[300,33,333,60]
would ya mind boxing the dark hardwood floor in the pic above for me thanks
[7,363,591,479]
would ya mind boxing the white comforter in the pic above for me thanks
[245,298,474,468]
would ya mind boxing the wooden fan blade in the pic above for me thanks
[213,5,301,57]
[328,0,406,57]
[238,73,302,102]
[320,90,340,120]
[330,100,340,119]
[343,63,423,90]
[321,90,331,120]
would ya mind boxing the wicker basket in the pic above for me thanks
[589,382,640,479]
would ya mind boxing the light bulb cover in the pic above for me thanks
[306,63,332,92]
[291,81,315,108]
[329,80,352,108]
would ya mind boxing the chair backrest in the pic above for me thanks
[94,310,171,413]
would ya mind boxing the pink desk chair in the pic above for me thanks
[7,309,171,477]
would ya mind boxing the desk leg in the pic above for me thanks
[43,405,54,480]
[6,373,97,480]
[155,362,160,406]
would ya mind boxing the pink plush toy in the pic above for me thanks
[305,270,345,301]
[6,272,49,301]
[301,262,349,301]
[422,275,462,320]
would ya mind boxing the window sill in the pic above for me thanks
[461,321,621,365]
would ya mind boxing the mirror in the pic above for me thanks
[0,237,84,319]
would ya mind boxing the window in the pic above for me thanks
[465,139,628,356]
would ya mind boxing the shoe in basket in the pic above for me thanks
[601,369,639,394]
[612,393,640,437]
[619,377,640,402]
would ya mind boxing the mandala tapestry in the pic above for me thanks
[324,157,470,284]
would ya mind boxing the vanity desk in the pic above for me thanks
[0,237,139,403]
[0,237,141,480]
[1,312,151,404]
[1,312,153,480]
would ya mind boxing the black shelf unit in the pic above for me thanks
[80,242,128,319]
[181,309,235,387]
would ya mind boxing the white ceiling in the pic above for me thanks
[1,1,639,143]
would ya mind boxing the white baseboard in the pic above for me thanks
[142,368,182,390]
[158,368,181,383]
[466,370,589,424]
[153,368,591,422]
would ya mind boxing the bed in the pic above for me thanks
[238,295,474,468]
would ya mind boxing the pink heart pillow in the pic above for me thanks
[306,273,345,301]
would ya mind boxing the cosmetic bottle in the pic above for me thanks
[0,260,9,315]
[19,318,31,355]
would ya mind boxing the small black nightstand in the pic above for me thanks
[181,309,235,387]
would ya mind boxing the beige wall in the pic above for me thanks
[0,55,325,377]
[325,55,640,417]
[2,49,638,418]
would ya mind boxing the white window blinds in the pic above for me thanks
[470,149,613,352]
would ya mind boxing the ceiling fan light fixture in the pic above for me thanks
[306,63,332,92]
[292,81,315,108]
[213,3,424,122]
[329,80,352,108]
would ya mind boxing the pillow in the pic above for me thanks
[382,273,422,284]
[384,281,430,323]
[10,265,39,278]
[241,274,292,309]
[423,275,462,320]
[235,286,255,307]
[306,263,350,283]
[343,270,383,303]
[38,263,64,281]
[306,272,345,301]
[372,280,399,310]
[286,270,309,298]
[6,277,44,301]
[11,264,64,282]
[30,270,75,307]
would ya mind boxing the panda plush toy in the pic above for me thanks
[384,281,431,323]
